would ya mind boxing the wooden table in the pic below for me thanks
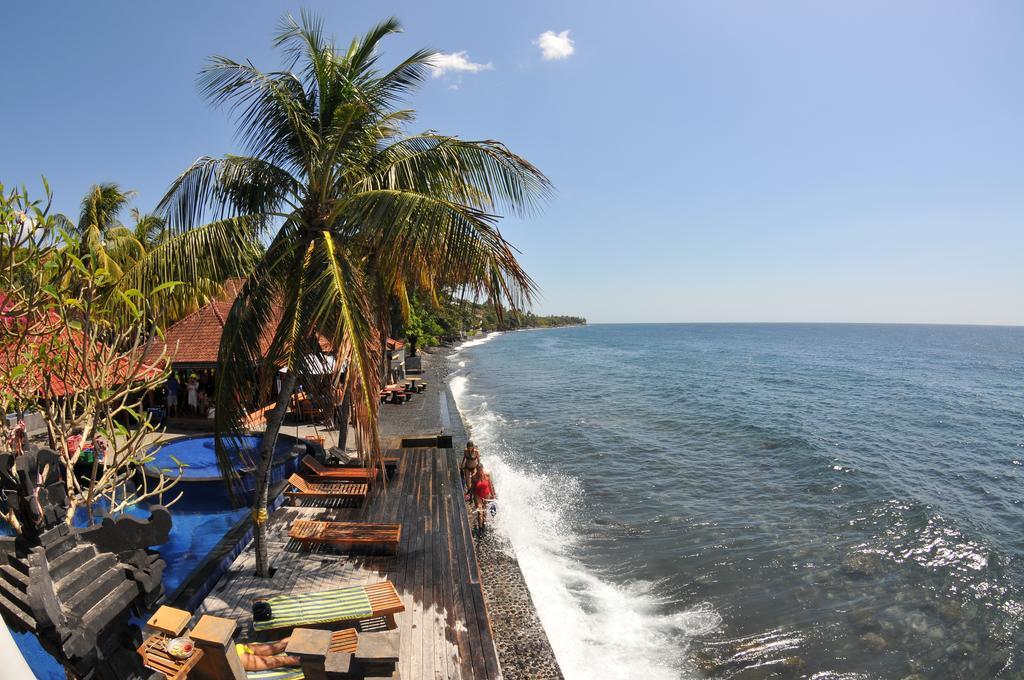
[137,634,204,680]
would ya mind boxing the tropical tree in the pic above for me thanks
[148,11,550,576]
[0,182,183,531]
[56,183,136,278]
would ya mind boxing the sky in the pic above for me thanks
[2,1,1022,325]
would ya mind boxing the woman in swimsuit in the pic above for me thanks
[461,441,480,491]
[470,463,496,534]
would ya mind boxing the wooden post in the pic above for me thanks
[144,605,191,638]
[285,627,332,680]
[188,615,245,680]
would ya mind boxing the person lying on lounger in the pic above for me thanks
[236,639,301,670]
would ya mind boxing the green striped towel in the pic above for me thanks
[253,584,373,632]
[247,669,303,680]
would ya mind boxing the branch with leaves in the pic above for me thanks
[0,182,184,532]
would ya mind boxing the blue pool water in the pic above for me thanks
[13,434,297,677]
[451,324,1024,679]
[147,434,298,478]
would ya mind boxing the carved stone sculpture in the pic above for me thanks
[0,446,172,679]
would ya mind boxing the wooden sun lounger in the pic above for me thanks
[302,455,379,483]
[289,519,402,555]
[284,474,368,504]
[242,403,277,430]
[252,581,404,634]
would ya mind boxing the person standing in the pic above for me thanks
[186,375,200,416]
[461,441,480,491]
[165,374,180,417]
[470,463,497,536]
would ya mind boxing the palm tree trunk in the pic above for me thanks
[336,389,351,450]
[253,370,297,577]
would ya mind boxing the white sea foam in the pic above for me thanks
[448,358,721,680]
[451,331,502,353]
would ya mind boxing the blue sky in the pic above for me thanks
[2,1,1022,324]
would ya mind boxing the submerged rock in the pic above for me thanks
[938,601,962,623]
[841,553,883,578]
[906,611,930,634]
[850,606,878,632]
[861,632,888,652]
[691,648,721,674]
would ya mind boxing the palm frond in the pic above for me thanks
[158,155,299,233]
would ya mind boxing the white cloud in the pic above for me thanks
[427,51,493,78]
[535,30,574,60]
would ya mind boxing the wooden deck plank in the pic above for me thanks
[445,450,481,680]
[195,445,501,679]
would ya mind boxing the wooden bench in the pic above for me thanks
[302,455,379,483]
[289,519,402,555]
[284,474,368,505]
[137,634,204,680]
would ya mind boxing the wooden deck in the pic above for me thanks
[195,447,501,680]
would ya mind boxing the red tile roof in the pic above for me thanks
[147,301,235,365]
[145,280,335,367]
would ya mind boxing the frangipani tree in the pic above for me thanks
[148,11,550,576]
[0,183,183,531]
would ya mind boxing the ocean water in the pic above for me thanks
[447,324,1024,680]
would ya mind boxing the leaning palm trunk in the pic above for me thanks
[251,370,297,576]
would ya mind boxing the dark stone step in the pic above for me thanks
[0,576,33,617]
[5,554,30,576]
[63,567,129,616]
[0,588,36,631]
[41,524,77,559]
[49,544,97,582]
[78,578,138,633]
[63,578,139,661]
[0,564,29,593]
[56,553,118,601]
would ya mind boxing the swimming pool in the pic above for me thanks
[146,433,304,479]
[143,434,306,505]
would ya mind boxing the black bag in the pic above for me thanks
[253,600,273,622]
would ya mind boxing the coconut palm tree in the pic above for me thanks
[115,209,168,261]
[149,11,549,575]
[56,183,137,278]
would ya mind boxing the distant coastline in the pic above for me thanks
[479,314,586,333]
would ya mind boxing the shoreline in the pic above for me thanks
[393,345,565,680]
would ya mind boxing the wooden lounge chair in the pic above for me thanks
[252,581,404,634]
[289,519,401,555]
[242,403,277,430]
[302,455,379,483]
[284,474,368,505]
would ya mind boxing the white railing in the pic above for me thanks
[0,619,37,679]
